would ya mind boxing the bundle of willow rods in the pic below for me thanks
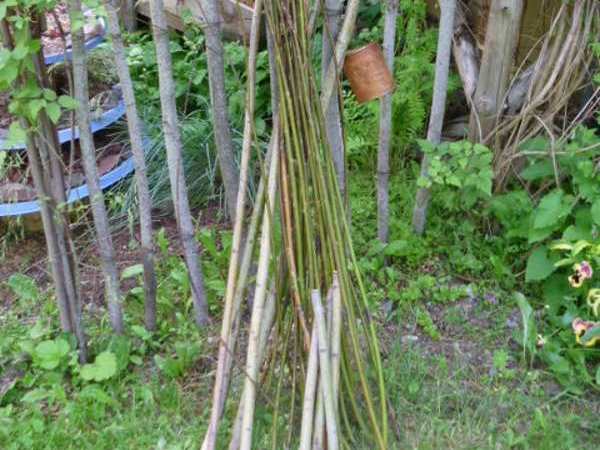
[202,1,388,449]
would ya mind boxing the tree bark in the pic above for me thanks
[322,0,345,196]
[199,0,240,224]
[468,0,524,143]
[412,0,456,235]
[105,0,158,331]
[377,0,399,244]
[148,0,210,326]
[68,0,125,333]
[0,18,87,361]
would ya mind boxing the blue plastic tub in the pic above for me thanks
[0,100,126,152]
[43,18,106,66]
[0,137,148,218]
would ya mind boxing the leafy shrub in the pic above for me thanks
[417,140,494,209]
[491,125,600,389]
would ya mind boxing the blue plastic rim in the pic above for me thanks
[0,100,126,152]
[43,18,106,66]
[0,136,150,218]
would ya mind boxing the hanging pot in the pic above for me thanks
[343,43,395,103]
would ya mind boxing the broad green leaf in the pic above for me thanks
[121,264,144,279]
[20,388,49,404]
[520,160,554,181]
[591,199,600,225]
[42,89,57,101]
[34,339,70,370]
[534,190,569,229]
[384,240,409,257]
[45,102,60,124]
[80,351,117,382]
[27,99,45,121]
[525,247,556,282]
[58,95,79,110]
[4,121,26,148]
[596,366,600,386]
[6,273,39,302]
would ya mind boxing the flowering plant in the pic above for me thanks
[518,239,600,390]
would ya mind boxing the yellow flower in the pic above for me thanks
[572,317,600,347]
[569,274,583,288]
[568,261,593,288]
[587,289,600,317]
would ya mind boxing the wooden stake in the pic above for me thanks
[377,0,399,244]
[411,0,456,235]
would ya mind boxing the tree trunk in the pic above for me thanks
[0,18,87,361]
[68,0,124,333]
[377,0,399,244]
[199,0,240,224]
[322,0,345,196]
[148,0,210,326]
[412,0,456,235]
[105,0,158,331]
[468,0,524,143]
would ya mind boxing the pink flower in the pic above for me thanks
[579,261,593,279]
[569,261,593,288]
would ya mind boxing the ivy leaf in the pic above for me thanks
[80,351,117,382]
[534,190,570,229]
[525,247,556,282]
[45,102,61,124]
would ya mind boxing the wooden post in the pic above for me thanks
[120,0,137,32]
[468,0,524,144]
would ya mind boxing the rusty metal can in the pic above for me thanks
[343,43,395,103]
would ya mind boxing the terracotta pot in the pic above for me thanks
[343,43,395,103]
